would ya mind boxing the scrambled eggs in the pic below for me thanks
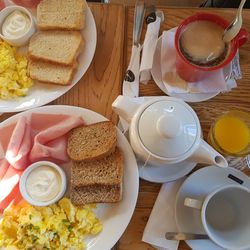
[0,40,32,99]
[0,198,103,250]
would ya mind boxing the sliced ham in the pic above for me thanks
[30,115,84,162]
[5,117,32,170]
[0,159,9,180]
[0,166,22,203]
[3,113,84,170]
[0,185,22,214]
[0,113,85,212]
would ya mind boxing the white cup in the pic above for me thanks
[184,185,250,250]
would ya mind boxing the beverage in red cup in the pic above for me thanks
[174,13,249,82]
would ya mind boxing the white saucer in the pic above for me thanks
[175,166,250,250]
[151,36,232,103]
[138,160,196,183]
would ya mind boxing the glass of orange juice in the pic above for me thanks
[208,110,250,157]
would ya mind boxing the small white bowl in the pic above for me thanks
[0,5,35,47]
[20,161,67,207]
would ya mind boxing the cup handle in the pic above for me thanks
[235,28,249,47]
[184,198,203,210]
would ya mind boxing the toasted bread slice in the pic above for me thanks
[71,148,123,188]
[71,183,122,206]
[67,121,117,162]
[29,31,83,66]
[29,60,77,85]
[37,0,87,30]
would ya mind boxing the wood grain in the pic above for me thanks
[122,6,250,250]
[0,5,250,250]
[53,3,125,125]
[0,3,125,124]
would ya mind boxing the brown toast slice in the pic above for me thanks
[71,147,123,188]
[70,183,122,206]
[67,121,117,162]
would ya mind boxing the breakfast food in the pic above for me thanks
[67,121,124,206]
[71,148,123,205]
[71,184,122,205]
[28,30,83,66]
[67,121,117,162]
[2,10,31,39]
[179,20,230,66]
[37,0,87,30]
[71,148,123,187]
[28,0,86,86]
[0,198,103,249]
[25,165,62,202]
[0,40,33,99]
[29,60,77,85]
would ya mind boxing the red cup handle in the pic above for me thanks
[235,28,249,47]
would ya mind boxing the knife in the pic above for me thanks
[122,0,145,98]
[133,0,145,47]
[165,232,209,241]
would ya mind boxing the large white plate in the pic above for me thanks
[0,7,97,113]
[0,105,139,250]
[151,36,232,103]
[175,166,250,250]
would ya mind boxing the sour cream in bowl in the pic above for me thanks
[0,5,35,46]
[20,161,67,206]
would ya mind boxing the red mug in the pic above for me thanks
[174,13,249,82]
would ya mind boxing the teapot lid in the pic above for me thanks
[138,99,199,159]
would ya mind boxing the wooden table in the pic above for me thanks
[1,3,250,250]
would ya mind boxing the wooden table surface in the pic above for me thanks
[121,6,250,250]
[0,3,250,250]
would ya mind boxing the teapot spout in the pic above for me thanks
[112,95,141,123]
[190,139,228,168]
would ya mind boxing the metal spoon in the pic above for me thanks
[165,232,209,241]
[223,0,246,43]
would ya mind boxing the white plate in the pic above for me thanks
[151,36,232,103]
[0,105,139,250]
[0,7,97,113]
[175,166,250,250]
[138,160,196,183]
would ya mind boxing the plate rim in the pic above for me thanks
[0,105,139,250]
[174,166,250,250]
[151,34,232,103]
[0,6,97,113]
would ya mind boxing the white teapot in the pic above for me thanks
[112,95,228,168]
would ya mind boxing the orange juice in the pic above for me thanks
[208,111,250,156]
[214,116,250,154]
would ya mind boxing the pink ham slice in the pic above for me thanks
[0,160,10,180]
[0,113,85,212]
[3,113,84,171]
[0,183,22,214]
[0,124,15,179]
[5,117,32,170]
[0,166,22,213]
[30,114,84,163]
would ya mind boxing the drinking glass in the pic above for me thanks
[208,110,250,170]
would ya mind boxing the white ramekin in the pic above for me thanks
[0,5,36,46]
[19,161,67,207]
